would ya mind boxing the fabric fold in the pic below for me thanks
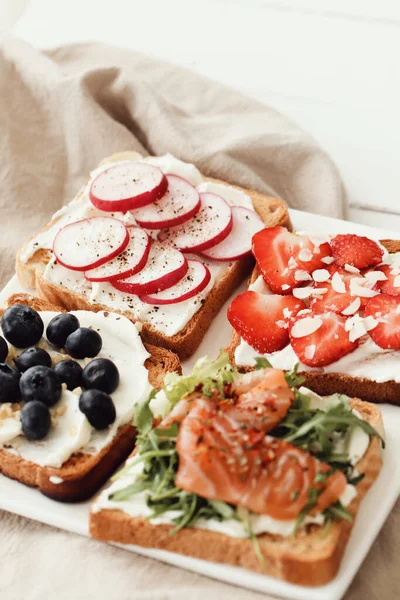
[0,35,344,286]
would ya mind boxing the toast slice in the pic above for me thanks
[0,294,181,502]
[15,152,291,360]
[228,239,400,405]
[89,397,383,587]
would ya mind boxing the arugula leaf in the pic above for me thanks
[325,501,353,523]
[162,350,239,407]
[238,507,265,570]
[283,404,384,447]
[272,389,384,485]
[314,472,329,484]
[293,486,319,533]
[253,356,272,370]
[110,478,150,501]
[134,391,155,437]
[208,500,237,520]
[284,364,306,388]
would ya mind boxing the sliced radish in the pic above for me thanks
[84,226,151,282]
[202,207,264,261]
[89,162,168,212]
[112,242,188,295]
[140,260,211,305]
[53,217,129,272]
[131,174,201,229]
[157,192,232,252]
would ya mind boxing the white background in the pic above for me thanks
[5,0,400,229]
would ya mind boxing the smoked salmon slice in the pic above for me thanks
[175,397,347,520]
[160,368,294,433]
[222,368,294,432]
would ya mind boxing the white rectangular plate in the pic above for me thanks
[0,209,399,600]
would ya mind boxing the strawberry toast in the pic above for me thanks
[16,152,290,359]
[90,355,384,586]
[228,226,400,404]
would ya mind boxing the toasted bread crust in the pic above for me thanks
[89,398,383,586]
[15,153,291,359]
[228,240,400,405]
[0,294,181,502]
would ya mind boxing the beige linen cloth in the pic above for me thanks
[0,35,396,600]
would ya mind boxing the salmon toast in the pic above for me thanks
[90,355,384,586]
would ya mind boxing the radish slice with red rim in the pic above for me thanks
[112,242,188,295]
[202,207,264,261]
[157,192,232,252]
[131,174,200,229]
[89,162,168,212]
[53,217,129,272]
[139,260,211,305]
[84,226,151,282]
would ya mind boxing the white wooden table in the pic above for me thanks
[8,0,400,230]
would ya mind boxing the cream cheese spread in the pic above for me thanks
[43,256,231,337]
[92,389,365,538]
[235,274,400,383]
[20,153,253,338]
[0,311,152,468]
[197,181,254,211]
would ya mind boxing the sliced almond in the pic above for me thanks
[294,270,312,282]
[341,297,361,316]
[344,263,360,274]
[298,248,313,262]
[345,315,366,342]
[349,278,379,298]
[293,286,327,300]
[331,272,346,294]
[312,269,330,283]
[364,270,387,284]
[363,315,379,331]
[321,256,334,265]
[291,316,323,338]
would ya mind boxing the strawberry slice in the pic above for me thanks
[252,227,331,294]
[376,265,400,296]
[227,291,305,354]
[310,266,377,314]
[364,294,400,349]
[289,312,358,367]
[330,234,383,269]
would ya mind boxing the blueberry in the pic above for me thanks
[15,347,52,372]
[79,389,116,430]
[1,304,44,348]
[65,327,102,359]
[82,358,119,394]
[20,365,62,407]
[0,336,8,362]
[0,364,21,404]
[46,313,80,347]
[54,359,83,391]
[21,401,51,441]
